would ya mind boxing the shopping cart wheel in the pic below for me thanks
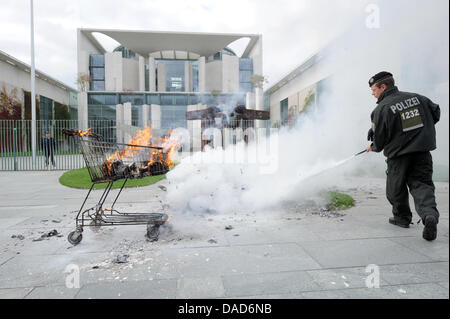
[146,224,160,242]
[68,231,83,245]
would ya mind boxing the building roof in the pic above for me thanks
[264,53,321,95]
[79,28,260,58]
[0,49,77,93]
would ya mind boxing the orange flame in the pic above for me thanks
[106,126,180,172]
[78,128,94,136]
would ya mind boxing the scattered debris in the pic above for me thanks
[233,234,240,237]
[92,265,100,269]
[42,229,59,238]
[11,235,25,240]
[40,220,48,223]
[208,239,218,244]
[225,225,233,230]
[33,229,60,241]
[158,185,167,192]
[113,254,130,264]
[52,219,62,223]
[398,288,407,294]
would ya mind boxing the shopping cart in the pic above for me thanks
[62,128,169,245]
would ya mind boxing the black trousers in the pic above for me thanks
[386,151,439,223]
[45,151,55,166]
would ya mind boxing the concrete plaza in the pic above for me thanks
[0,171,448,299]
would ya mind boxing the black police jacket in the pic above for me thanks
[370,86,440,159]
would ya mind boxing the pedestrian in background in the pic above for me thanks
[42,130,56,169]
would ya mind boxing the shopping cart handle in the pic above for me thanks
[116,142,164,150]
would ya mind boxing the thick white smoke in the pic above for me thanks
[165,0,448,216]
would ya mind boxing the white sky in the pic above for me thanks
[0,0,373,90]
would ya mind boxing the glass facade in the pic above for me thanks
[161,105,187,130]
[119,94,144,105]
[264,93,270,111]
[145,64,149,91]
[155,60,200,92]
[280,98,288,124]
[69,91,78,120]
[157,60,185,92]
[39,96,53,121]
[88,94,117,121]
[239,58,253,93]
[114,46,137,60]
[89,54,105,91]
[88,93,247,128]
[192,61,199,92]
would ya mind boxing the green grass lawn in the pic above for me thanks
[59,167,166,189]
[326,191,355,210]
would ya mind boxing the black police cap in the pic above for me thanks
[369,71,393,87]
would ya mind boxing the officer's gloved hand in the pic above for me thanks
[367,128,374,141]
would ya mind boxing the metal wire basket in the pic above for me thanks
[62,128,170,245]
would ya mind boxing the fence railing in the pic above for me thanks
[0,119,275,171]
[0,120,116,171]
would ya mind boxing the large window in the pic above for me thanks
[89,54,105,91]
[239,58,253,93]
[145,64,149,91]
[39,96,53,121]
[156,60,185,92]
[119,94,144,105]
[88,94,117,121]
[161,105,187,130]
[192,61,199,92]
[280,98,288,124]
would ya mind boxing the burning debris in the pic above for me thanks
[62,128,101,139]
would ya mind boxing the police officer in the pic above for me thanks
[366,71,440,241]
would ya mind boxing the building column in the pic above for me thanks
[151,104,161,130]
[184,61,192,92]
[198,56,206,92]
[254,87,264,128]
[246,92,255,110]
[142,104,150,127]
[157,62,166,92]
[105,52,123,92]
[187,103,207,152]
[77,91,88,130]
[148,56,156,92]
[123,102,132,142]
[116,103,124,143]
[138,56,145,91]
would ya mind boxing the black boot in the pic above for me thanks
[389,217,411,228]
[422,215,438,241]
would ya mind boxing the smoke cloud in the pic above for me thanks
[165,0,448,216]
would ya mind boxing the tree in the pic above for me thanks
[0,85,22,120]
[250,74,268,89]
[76,73,91,92]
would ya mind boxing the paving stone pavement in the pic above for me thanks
[0,171,448,299]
